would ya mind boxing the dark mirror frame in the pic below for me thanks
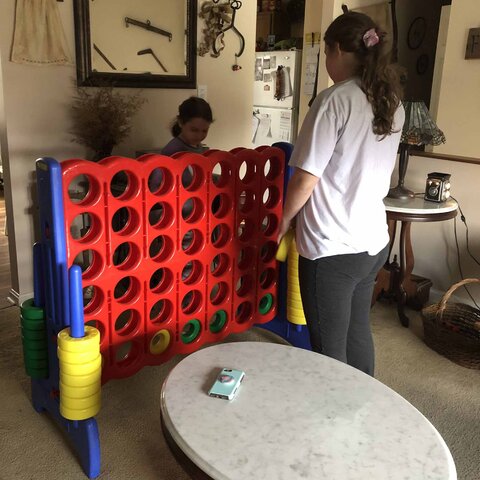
[73,0,197,88]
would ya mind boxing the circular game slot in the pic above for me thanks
[260,214,278,237]
[110,170,139,200]
[182,197,204,223]
[210,253,230,277]
[83,285,104,314]
[181,290,202,315]
[85,320,105,342]
[114,309,141,336]
[73,249,103,280]
[264,157,282,181]
[114,340,139,367]
[149,330,171,355]
[211,193,231,218]
[238,190,255,214]
[113,242,141,270]
[112,207,140,235]
[149,235,174,263]
[262,186,281,209]
[212,162,232,188]
[259,293,274,315]
[238,247,255,270]
[235,275,253,297]
[182,229,204,255]
[237,218,255,242]
[209,310,227,334]
[238,160,256,184]
[148,168,174,195]
[149,299,173,324]
[260,241,277,263]
[149,202,174,229]
[182,260,203,285]
[235,301,253,324]
[68,174,100,206]
[149,268,174,294]
[114,276,141,303]
[211,224,230,248]
[182,165,204,191]
[180,319,201,344]
[70,213,101,243]
[210,282,229,305]
[260,268,276,289]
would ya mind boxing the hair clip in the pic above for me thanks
[363,28,380,48]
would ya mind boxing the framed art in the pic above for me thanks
[73,0,197,88]
[407,16,426,50]
[416,53,429,75]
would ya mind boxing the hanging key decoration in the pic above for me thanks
[198,0,245,60]
[232,56,242,71]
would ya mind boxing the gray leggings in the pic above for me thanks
[298,245,389,376]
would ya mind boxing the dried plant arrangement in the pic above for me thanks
[70,85,146,161]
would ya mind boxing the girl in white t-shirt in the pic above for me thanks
[277,11,405,375]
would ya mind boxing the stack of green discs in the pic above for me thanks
[20,299,48,379]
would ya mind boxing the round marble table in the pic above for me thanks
[160,342,456,480]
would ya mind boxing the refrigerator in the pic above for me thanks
[252,50,302,147]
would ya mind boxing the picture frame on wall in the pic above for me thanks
[407,16,427,50]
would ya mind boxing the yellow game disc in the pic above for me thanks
[60,354,102,376]
[60,402,101,421]
[60,381,100,399]
[60,370,102,387]
[58,326,100,352]
[275,229,295,262]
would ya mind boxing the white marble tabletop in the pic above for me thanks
[160,342,456,480]
[384,196,458,214]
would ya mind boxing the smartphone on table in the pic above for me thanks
[208,368,245,400]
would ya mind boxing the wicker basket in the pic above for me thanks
[421,278,480,369]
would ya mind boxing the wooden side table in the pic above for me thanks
[373,197,458,327]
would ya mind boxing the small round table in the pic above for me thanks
[380,197,458,327]
[161,342,456,480]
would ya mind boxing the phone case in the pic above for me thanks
[208,368,245,400]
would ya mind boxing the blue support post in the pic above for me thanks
[31,158,101,479]
[256,142,312,350]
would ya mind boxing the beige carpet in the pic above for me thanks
[1,301,479,480]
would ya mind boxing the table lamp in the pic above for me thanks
[388,101,446,199]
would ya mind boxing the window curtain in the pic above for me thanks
[11,0,72,65]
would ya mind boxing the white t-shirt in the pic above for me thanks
[289,77,405,260]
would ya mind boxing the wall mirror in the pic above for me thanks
[73,0,197,88]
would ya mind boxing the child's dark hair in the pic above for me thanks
[324,12,403,137]
[171,96,213,137]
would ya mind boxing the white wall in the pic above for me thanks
[432,0,480,159]
[398,0,480,303]
[0,0,256,304]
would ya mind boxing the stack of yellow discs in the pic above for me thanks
[286,238,306,326]
[57,326,102,421]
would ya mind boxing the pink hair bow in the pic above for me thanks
[363,28,380,48]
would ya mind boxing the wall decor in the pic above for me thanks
[11,0,72,65]
[198,0,245,62]
[465,28,480,59]
[407,16,426,50]
[73,0,197,88]
[416,53,429,75]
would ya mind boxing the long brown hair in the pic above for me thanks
[324,12,403,137]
